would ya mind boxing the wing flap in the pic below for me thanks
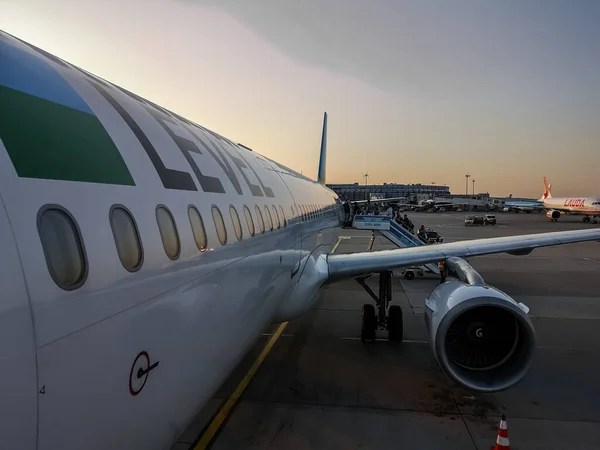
[327,229,600,282]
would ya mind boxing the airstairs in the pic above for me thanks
[351,215,440,275]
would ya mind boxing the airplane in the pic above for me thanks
[502,200,544,214]
[506,177,600,223]
[2,30,600,450]
[539,176,600,223]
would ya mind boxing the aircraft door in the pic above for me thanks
[0,199,38,450]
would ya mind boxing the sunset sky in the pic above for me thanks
[1,0,599,197]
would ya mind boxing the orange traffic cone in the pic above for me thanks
[491,415,510,449]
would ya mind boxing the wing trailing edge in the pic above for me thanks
[326,229,600,282]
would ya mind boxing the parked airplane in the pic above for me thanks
[502,200,544,214]
[2,30,600,450]
[538,177,600,223]
[506,177,600,222]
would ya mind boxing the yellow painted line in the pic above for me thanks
[330,236,351,254]
[193,237,344,449]
[193,322,288,449]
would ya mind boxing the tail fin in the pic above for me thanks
[317,112,328,185]
[542,176,552,200]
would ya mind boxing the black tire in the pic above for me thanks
[388,305,403,342]
[361,304,376,342]
[404,270,415,280]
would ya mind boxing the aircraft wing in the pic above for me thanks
[327,229,600,282]
[350,197,410,205]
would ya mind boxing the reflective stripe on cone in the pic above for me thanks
[491,415,510,450]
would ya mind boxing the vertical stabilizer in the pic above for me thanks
[542,176,552,200]
[317,112,328,184]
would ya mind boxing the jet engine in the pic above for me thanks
[425,258,536,393]
[547,210,560,220]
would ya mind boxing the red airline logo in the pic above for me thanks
[564,198,586,207]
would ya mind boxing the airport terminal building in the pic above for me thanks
[326,182,450,202]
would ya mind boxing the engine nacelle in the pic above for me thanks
[425,278,536,393]
[547,210,560,220]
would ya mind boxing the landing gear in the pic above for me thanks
[593,217,599,224]
[356,271,404,343]
[361,304,376,342]
[583,216,591,223]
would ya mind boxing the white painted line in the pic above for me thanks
[341,337,428,344]
[340,338,590,351]
[584,258,600,265]
[537,346,594,351]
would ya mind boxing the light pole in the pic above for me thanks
[465,174,471,195]
[363,173,369,186]
[472,179,476,195]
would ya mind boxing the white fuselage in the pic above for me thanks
[0,31,344,450]
[543,197,600,215]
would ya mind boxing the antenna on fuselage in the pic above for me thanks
[317,112,328,184]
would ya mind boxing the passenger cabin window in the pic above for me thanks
[264,205,273,230]
[156,206,180,260]
[188,206,207,251]
[271,205,280,229]
[255,205,265,233]
[110,206,143,272]
[230,205,243,241]
[38,207,87,289]
[212,206,228,245]
[279,205,286,227]
[243,205,255,236]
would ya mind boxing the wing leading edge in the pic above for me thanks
[327,229,600,282]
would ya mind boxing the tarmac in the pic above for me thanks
[172,212,600,450]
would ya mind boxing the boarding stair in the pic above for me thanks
[351,215,439,275]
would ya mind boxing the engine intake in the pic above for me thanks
[547,210,560,220]
[425,258,536,392]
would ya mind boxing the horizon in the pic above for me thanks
[1,0,599,198]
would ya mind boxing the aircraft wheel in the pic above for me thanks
[361,304,376,342]
[388,305,403,342]
[404,270,415,280]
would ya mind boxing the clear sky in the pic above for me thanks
[1,0,599,197]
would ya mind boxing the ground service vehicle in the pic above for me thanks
[425,229,444,243]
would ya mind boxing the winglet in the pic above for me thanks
[317,112,328,184]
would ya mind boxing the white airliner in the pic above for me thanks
[2,30,600,450]
[538,177,600,223]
